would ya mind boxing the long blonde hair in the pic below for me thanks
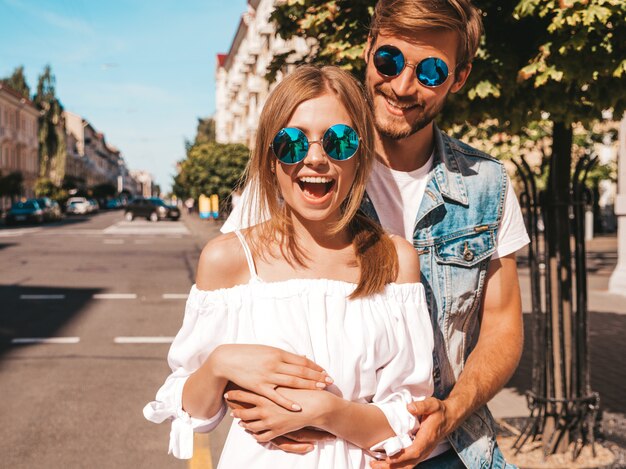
[243,65,397,298]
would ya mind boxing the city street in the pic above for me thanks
[1,211,625,468]
[0,211,228,468]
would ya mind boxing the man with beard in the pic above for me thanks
[221,1,528,467]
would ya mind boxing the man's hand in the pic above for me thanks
[225,386,337,442]
[269,428,336,454]
[370,397,455,469]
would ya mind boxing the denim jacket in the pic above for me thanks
[362,126,514,468]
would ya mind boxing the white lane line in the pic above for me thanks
[103,239,124,244]
[162,293,188,299]
[93,293,137,299]
[20,294,66,300]
[114,337,174,344]
[12,337,80,344]
[0,228,43,237]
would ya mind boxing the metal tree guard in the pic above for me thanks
[512,154,600,459]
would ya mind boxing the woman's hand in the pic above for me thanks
[209,344,333,411]
[225,387,340,442]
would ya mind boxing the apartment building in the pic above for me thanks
[64,110,138,193]
[215,0,312,147]
[0,83,39,207]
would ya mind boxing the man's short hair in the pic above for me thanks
[369,0,483,68]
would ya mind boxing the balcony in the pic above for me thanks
[247,75,265,94]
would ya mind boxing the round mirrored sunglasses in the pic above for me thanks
[373,45,452,88]
[270,124,360,165]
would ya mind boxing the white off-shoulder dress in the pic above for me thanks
[144,231,434,469]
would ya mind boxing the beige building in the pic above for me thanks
[64,111,140,194]
[130,170,155,198]
[215,0,312,147]
[0,83,39,208]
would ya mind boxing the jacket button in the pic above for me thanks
[463,249,474,262]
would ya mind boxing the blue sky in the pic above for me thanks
[0,0,247,192]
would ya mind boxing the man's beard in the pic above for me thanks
[366,86,446,140]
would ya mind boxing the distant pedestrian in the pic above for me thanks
[184,197,194,215]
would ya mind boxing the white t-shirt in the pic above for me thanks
[365,155,530,259]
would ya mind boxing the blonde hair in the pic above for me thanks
[243,65,398,298]
[369,0,483,68]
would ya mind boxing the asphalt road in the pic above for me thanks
[0,210,228,469]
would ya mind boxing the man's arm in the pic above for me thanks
[372,253,524,468]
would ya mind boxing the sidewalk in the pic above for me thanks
[490,234,625,467]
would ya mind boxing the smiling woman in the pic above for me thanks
[144,65,435,469]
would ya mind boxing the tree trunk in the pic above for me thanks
[543,121,574,453]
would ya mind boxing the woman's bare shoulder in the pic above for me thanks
[390,235,421,284]
[196,232,250,290]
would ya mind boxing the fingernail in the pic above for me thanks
[325,376,334,384]
[305,445,314,452]
[229,412,233,417]
[316,382,326,388]
[223,393,229,399]
[408,402,418,413]
[291,403,302,411]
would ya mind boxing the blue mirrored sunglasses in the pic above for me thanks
[270,124,360,165]
[373,45,452,87]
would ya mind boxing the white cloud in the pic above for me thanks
[4,0,94,35]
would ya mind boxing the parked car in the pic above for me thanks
[87,199,99,213]
[35,197,63,222]
[105,198,122,210]
[65,197,91,215]
[5,200,45,225]
[124,197,180,222]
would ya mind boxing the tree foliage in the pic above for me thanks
[34,177,69,203]
[194,117,217,145]
[1,65,31,99]
[173,142,249,208]
[33,65,67,185]
[0,171,24,199]
[269,0,625,131]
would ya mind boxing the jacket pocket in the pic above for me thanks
[434,228,496,267]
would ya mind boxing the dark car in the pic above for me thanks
[124,197,180,222]
[5,200,45,225]
[35,197,63,222]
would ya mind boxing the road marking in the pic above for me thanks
[0,228,42,237]
[114,336,174,344]
[12,337,80,344]
[162,293,188,299]
[93,293,137,299]
[189,433,213,469]
[20,294,66,300]
[103,239,124,244]
[103,221,189,236]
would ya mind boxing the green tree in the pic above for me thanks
[1,65,31,99]
[33,65,67,185]
[173,142,249,209]
[194,117,216,145]
[91,183,117,199]
[0,171,24,201]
